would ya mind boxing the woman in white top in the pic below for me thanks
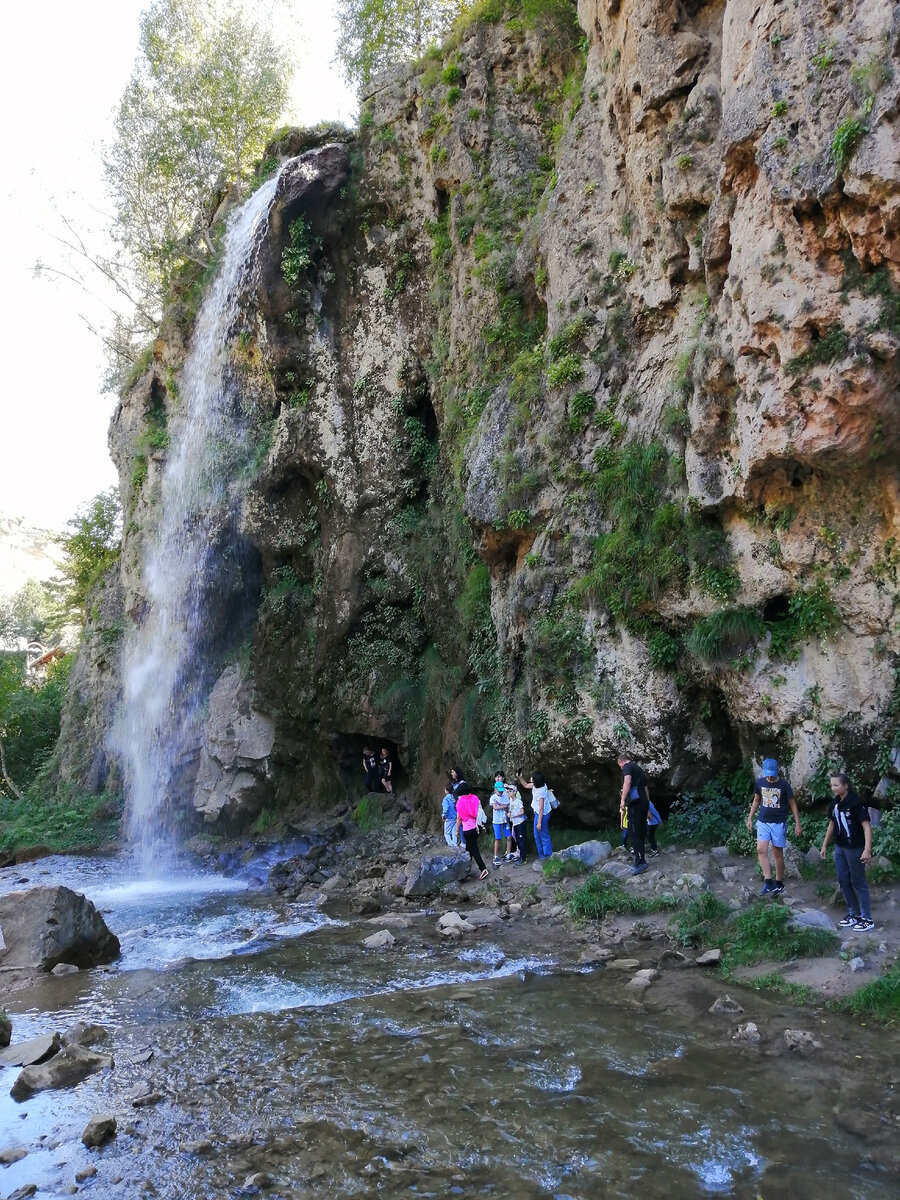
[517,769,553,859]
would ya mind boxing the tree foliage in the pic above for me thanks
[0,655,72,801]
[54,489,122,622]
[0,580,58,646]
[101,0,292,379]
[336,0,469,92]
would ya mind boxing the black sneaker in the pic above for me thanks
[760,880,775,895]
[838,915,859,928]
[770,881,785,895]
[631,863,649,876]
[854,917,875,932]
[648,848,660,858]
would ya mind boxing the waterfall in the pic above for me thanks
[112,172,283,874]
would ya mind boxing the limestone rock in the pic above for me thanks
[50,963,79,977]
[732,1022,760,1044]
[849,956,867,972]
[0,1012,12,1048]
[192,665,275,824]
[461,907,501,929]
[436,912,475,937]
[82,1114,117,1148]
[362,929,396,950]
[783,1029,823,1052]
[10,1044,113,1101]
[557,840,612,867]
[62,1022,108,1048]
[804,846,823,867]
[721,866,739,883]
[625,968,660,992]
[607,958,641,971]
[7,1185,37,1200]
[402,851,471,897]
[0,1033,61,1068]
[75,1166,98,1182]
[788,909,837,933]
[696,948,722,966]
[0,1147,28,1165]
[0,886,119,971]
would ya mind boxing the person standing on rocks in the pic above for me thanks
[507,782,528,866]
[746,757,801,896]
[455,791,490,880]
[362,747,379,793]
[378,747,393,794]
[617,753,650,876]
[517,770,553,859]
[441,789,458,846]
[490,772,514,866]
[820,772,874,931]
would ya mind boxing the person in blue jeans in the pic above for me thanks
[518,770,553,858]
[820,772,874,931]
[746,757,802,895]
[441,791,458,846]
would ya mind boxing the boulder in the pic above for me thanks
[436,912,475,937]
[192,665,275,824]
[0,886,120,971]
[402,852,471,897]
[709,995,744,1015]
[7,1186,37,1200]
[783,1029,823,1052]
[0,1147,27,1165]
[460,907,501,929]
[10,1044,113,1101]
[804,846,823,867]
[62,1022,108,1048]
[732,1022,761,1043]
[0,1012,11,1048]
[607,958,641,971]
[557,840,613,867]
[362,929,396,950]
[51,963,79,977]
[0,1032,61,1068]
[788,909,837,933]
[625,968,660,993]
[82,1114,117,1148]
[696,948,722,966]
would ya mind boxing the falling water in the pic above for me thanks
[112,171,283,874]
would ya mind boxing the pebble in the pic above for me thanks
[732,1022,761,1043]
[849,956,866,972]
[75,1165,98,1182]
[709,994,744,1015]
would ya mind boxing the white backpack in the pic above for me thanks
[547,788,560,811]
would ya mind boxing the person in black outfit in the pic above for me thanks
[820,772,874,931]
[378,746,393,794]
[617,753,650,875]
[362,747,379,793]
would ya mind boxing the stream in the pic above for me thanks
[0,855,896,1199]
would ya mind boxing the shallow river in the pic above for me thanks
[0,855,896,1199]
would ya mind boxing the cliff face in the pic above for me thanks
[62,0,900,828]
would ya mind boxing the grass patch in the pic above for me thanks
[672,891,731,946]
[542,856,590,881]
[0,788,122,857]
[569,873,677,920]
[719,903,835,971]
[833,964,900,1026]
[354,794,385,833]
[742,971,819,1005]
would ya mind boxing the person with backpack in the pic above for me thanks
[490,772,514,866]
[647,799,662,857]
[517,769,554,858]
[507,782,528,866]
[617,752,650,875]
[820,771,874,931]
[746,757,801,895]
[455,791,490,880]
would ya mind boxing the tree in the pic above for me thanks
[54,490,122,622]
[0,654,72,802]
[99,0,292,376]
[0,580,58,646]
[336,0,470,93]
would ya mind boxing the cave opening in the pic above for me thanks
[762,593,790,622]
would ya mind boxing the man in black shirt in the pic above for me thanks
[820,771,874,931]
[617,753,650,875]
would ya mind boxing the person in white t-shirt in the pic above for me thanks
[517,769,553,858]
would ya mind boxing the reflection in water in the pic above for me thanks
[0,856,896,1199]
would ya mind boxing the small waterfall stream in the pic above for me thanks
[112,172,283,872]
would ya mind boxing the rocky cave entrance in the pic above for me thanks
[328,731,409,801]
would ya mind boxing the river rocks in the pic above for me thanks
[732,1023,761,1044]
[625,968,660,993]
[362,929,396,950]
[181,1139,214,1156]
[50,963,80,977]
[75,1165,98,1182]
[0,886,120,970]
[402,852,471,898]
[130,1089,163,1107]
[556,841,612,867]
[7,1185,37,1200]
[0,1147,28,1165]
[436,912,475,938]
[695,949,722,966]
[783,1030,823,1053]
[849,956,867,972]
[10,1044,113,1101]
[0,1012,11,1048]
[709,995,744,1015]
[62,1022,108,1048]
[606,958,641,971]
[461,907,501,929]
[789,909,837,933]
[82,1114,117,1148]
[0,1032,61,1068]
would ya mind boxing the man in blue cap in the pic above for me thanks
[746,757,802,895]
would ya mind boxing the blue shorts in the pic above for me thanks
[493,821,511,838]
[757,820,787,848]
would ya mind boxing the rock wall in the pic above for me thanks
[61,0,900,828]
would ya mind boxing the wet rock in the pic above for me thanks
[789,909,837,933]
[51,963,79,977]
[180,1140,214,1156]
[362,929,396,950]
[556,840,612,867]
[656,949,690,970]
[0,1013,10,1048]
[0,886,119,971]
[244,1172,271,1189]
[130,1090,163,1107]
[696,949,722,966]
[128,1048,154,1065]
[192,665,275,824]
[402,851,471,898]
[62,1023,108,1048]
[783,1029,823,1052]
[367,914,409,928]
[461,907,501,929]
[11,1045,113,1101]
[849,956,867,972]
[709,995,744,1015]
[625,968,660,993]
[607,958,641,971]
[436,912,475,937]
[0,1033,61,1068]
[579,946,615,965]
[75,1165,98,1182]
[732,1022,760,1043]
[82,1114,117,1148]
[0,1147,28,1164]
[7,1185,37,1200]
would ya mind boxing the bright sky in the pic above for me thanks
[0,0,356,534]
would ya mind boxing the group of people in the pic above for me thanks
[435,752,879,928]
[440,768,555,879]
[362,746,393,794]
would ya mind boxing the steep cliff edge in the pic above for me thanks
[60,0,900,830]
